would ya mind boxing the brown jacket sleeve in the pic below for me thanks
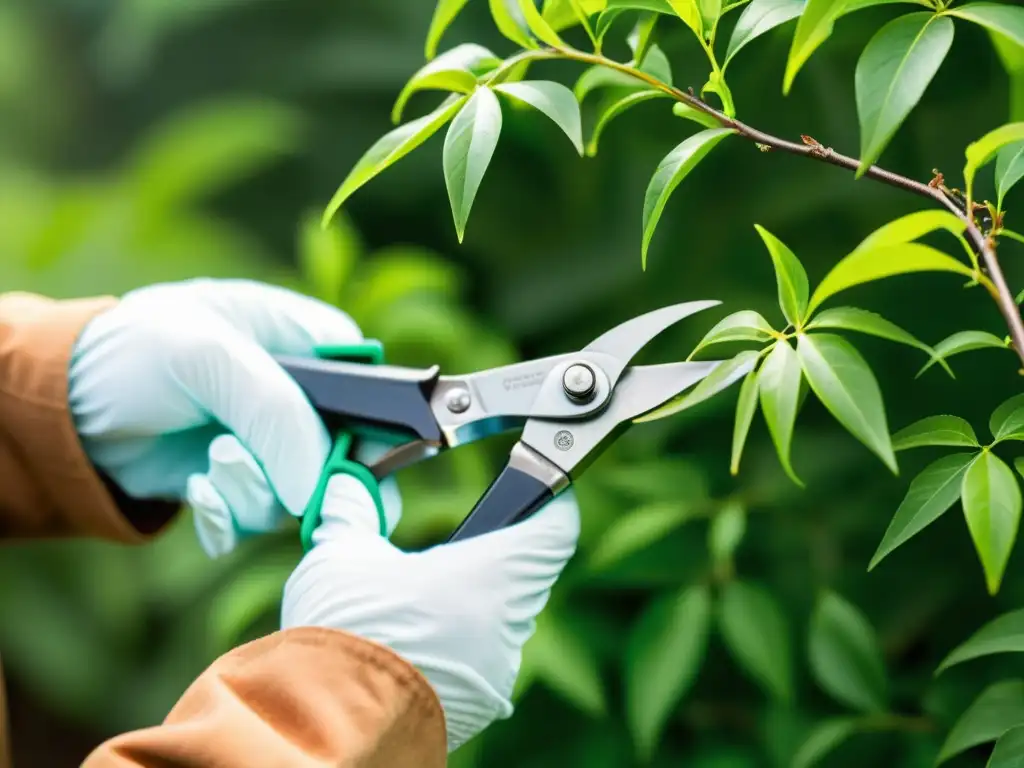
[0,292,448,768]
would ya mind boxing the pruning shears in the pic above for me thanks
[275,300,729,550]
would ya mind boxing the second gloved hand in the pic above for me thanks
[281,475,580,752]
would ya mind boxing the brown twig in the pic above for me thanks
[548,46,1024,368]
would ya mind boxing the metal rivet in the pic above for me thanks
[562,363,596,402]
[446,387,471,413]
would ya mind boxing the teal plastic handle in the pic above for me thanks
[298,340,388,552]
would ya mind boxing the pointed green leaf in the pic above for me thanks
[854,13,954,175]
[596,0,675,43]
[997,141,1024,210]
[635,349,758,422]
[698,0,722,36]
[323,95,467,227]
[490,0,538,48]
[626,585,711,761]
[992,393,1024,443]
[808,243,974,315]
[667,0,704,38]
[806,306,949,374]
[575,42,673,100]
[425,0,473,59]
[989,724,1024,768]
[938,680,1024,764]
[392,44,500,124]
[962,450,1022,595]
[869,453,976,571]
[672,101,723,127]
[754,225,809,327]
[443,88,503,243]
[542,0,605,33]
[731,367,760,475]
[494,81,584,155]
[797,333,897,473]
[642,128,734,267]
[709,501,747,564]
[892,416,980,451]
[629,12,660,63]
[587,90,670,156]
[938,609,1024,675]
[725,0,805,68]
[852,209,966,253]
[808,591,887,713]
[589,503,699,571]
[758,341,803,485]
[690,310,776,356]
[527,609,607,716]
[792,718,861,768]
[947,3,1024,49]
[918,330,1010,376]
[965,123,1024,204]
[718,581,794,703]
[518,0,568,45]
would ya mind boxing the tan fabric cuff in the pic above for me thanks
[0,292,176,542]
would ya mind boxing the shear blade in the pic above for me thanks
[610,360,724,422]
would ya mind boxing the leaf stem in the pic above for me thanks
[543,45,1024,369]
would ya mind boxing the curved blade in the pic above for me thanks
[583,300,721,374]
[609,361,725,422]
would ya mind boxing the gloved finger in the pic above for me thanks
[351,440,404,537]
[187,434,290,557]
[168,318,331,517]
[313,474,394,545]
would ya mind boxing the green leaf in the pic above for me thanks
[918,330,1010,376]
[575,42,673,100]
[672,101,724,128]
[518,0,568,45]
[494,81,584,155]
[938,680,1024,764]
[991,393,1024,442]
[962,451,1023,595]
[627,12,660,64]
[996,141,1024,210]
[709,501,747,564]
[596,0,676,43]
[425,0,473,59]
[869,453,976,571]
[725,0,805,68]
[1017,458,1024,480]
[690,310,776,356]
[489,0,538,48]
[990,725,1024,768]
[542,0,605,33]
[783,0,847,95]
[698,0,722,36]
[392,44,499,124]
[667,0,704,38]
[938,609,1024,674]
[323,95,466,227]
[796,333,898,474]
[965,123,1024,205]
[806,306,950,374]
[642,128,734,268]
[626,585,711,761]
[947,3,1024,49]
[753,225,809,328]
[852,209,967,253]
[808,243,974,315]
[854,13,954,175]
[758,341,803,486]
[731,367,760,475]
[808,591,887,713]
[589,503,699,571]
[717,581,794,703]
[587,90,670,156]
[892,415,980,451]
[443,88,503,243]
[526,609,608,716]
[791,718,861,768]
[635,349,758,422]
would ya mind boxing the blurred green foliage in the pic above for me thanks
[4,0,1024,766]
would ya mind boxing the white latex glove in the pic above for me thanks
[68,277,398,556]
[281,474,581,752]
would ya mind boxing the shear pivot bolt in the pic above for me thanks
[562,363,596,402]
[446,387,471,413]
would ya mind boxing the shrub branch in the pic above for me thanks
[539,45,1024,368]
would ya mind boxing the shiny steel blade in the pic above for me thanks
[607,361,725,422]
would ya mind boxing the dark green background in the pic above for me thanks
[1,0,1023,765]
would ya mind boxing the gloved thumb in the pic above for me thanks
[313,474,396,546]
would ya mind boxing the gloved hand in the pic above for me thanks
[281,474,581,752]
[68,278,399,556]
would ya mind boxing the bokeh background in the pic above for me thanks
[2,1,1024,766]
